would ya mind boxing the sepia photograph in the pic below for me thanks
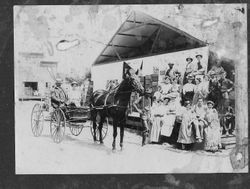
[14,4,248,174]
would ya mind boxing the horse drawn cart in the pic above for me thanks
[30,97,109,143]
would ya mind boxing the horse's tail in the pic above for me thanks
[89,89,107,120]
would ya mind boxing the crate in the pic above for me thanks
[145,79,152,85]
[145,83,152,89]
[151,74,159,82]
[152,81,158,86]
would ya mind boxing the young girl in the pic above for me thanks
[150,98,164,143]
[203,101,222,152]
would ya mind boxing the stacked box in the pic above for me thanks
[151,74,159,82]
[139,76,144,86]
[152,81,158,86]
[145,79,151,85]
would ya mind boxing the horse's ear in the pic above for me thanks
[123,62,131,79]
[135,69,139,75]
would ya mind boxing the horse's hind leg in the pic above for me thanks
[112,120,118,150]
[91,111,97,141]
[120,123,124,150]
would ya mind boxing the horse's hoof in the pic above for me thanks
[100,141,104,144]
[120,144,123,150]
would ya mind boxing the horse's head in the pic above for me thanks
[122,66,144,95]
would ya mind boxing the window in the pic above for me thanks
[24,82,38,96]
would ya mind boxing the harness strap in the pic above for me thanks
[93,92,103,105]
[104,92,110,107]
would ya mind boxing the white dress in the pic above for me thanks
[161,102,176,137]
[150,103,164,142]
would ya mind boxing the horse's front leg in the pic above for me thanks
[99,115,105,144]
[112,120,118,150]
[120,122,124,150]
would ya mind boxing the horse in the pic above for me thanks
[89,65,144,150]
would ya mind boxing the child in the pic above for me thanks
[150,98,164,143]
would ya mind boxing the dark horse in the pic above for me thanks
[89,64,144,150]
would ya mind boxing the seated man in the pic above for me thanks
[51,78,68,109]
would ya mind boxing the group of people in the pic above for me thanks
[150,96,222,152]
[133,54,235,152]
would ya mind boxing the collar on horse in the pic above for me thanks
[92,83,130,110]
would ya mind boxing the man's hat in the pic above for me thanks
[207,100,215,106]
[196,77,202,82]
[55,78,63,84]
[184,100,191,106]
[163,96,171,101]
[196,54,203,58]
[175,70,181,75]
[187,74,194,80]
[168,62,174,65]
[186,57,193,62]
[71,81,77,86]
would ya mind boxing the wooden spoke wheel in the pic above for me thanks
[90,117,109,141]
[31,103,44,137]
[50,108,66,143]
[70,125,84,136]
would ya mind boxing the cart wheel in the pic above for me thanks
[50,108,66,143]
[70,125,84,136]
[90,118,109,141]
[31,103,44,137]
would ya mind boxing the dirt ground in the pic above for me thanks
[15,101,236,174]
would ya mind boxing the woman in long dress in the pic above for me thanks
[160,97,177,143]
[169,102,185,146]
[150,98,164,143]
[203,101,222,152]
[177,101,197,150]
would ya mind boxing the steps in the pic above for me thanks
[221,135,236,149]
